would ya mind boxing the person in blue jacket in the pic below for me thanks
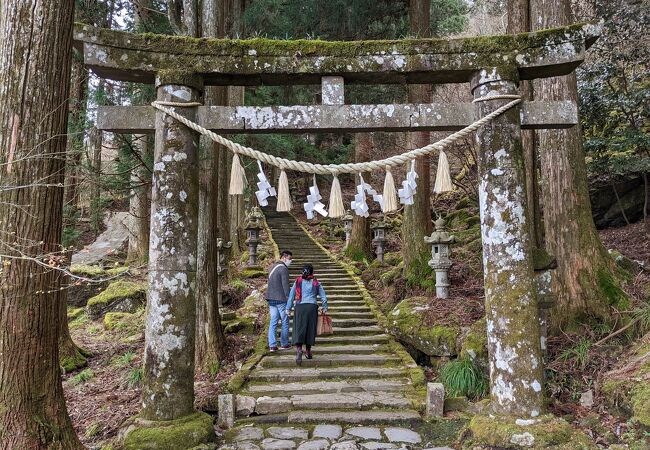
[286,263,328,365]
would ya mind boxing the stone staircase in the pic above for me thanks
[234,210,423,426]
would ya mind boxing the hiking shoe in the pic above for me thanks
[305,352,313,360]
[295,350,303,366]
[269,347,279,352]
[279,345,292,350]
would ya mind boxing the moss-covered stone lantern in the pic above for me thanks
[371,219,388,263]
[245,206,264,267]
[424,217,456,299]
[342,210,354,249]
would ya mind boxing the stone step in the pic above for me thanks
[325,311,374,318]
[327,305,372,312]
[326,318,377,327]
[315,334,389,345]
[265,344,385,355]
[281,326,381,336]
[286,410,422,425]
[248,366,407,382]
[243,378,411,397]
[250,392,413,413]
[260,353,399,368]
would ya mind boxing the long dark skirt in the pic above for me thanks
[292,303,318,346]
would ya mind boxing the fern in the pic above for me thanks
[439,357,488,400]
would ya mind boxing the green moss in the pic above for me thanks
[104,312,134,330]
[379,266,402,286]
[87,281,146,309]
[123,412,215,450]
[60,349,88,373]
[390,297,459,356]
[106,266,129,276]
[596,268,630,310]
[70,264,106,277]
[240,267,267,279]
[224,317,255,334]
[404,255,436,291]
[532,248,557,271]
[631,382,650,428]
[67,307,85,322]
[460,317,487,362]
[467,414,596,449]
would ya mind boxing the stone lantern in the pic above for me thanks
[216,238,233,308]
[342,210,354,249]
[424,217,456,299]
[245,206,264,267]
[371,219,388,263]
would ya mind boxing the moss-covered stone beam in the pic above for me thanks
[73,21,601,85]
[97,100,577,133]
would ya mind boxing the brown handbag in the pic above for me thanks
[317,312,333,336]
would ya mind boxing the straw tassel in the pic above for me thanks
[328,175,345,218]
[382,167,398,213]
[228,153,246,195]
[276,169,292,212]
[433,150,454,193]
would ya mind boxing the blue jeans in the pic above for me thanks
[268,302,289,348]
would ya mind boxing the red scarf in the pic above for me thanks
[295,275,319,303]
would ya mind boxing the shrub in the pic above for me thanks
[439,357,488,400]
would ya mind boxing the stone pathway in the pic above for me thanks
[71,212,130,265]
[220,211,438,449]
[219,425,454,450]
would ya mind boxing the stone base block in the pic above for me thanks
[122,412,216,450]
[464,413,596,449]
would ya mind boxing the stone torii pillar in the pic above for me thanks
[125,71,214,448]
[471,67,545,419]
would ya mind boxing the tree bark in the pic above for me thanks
[346,133,374,260]
[90,125,103,235]
[403,0,434,279]
[530,0,627,329]
[127,134,152,262]
[0,0,83,448]
[59,58,90,373]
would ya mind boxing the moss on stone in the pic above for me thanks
[379,266,402,286]
[466,414,596,449]
[224,317,255,334]
[240,267,267,279]
[390,297,460,357]
[103,312,135,330]
[123,412,215,450]
[86,280,146,319]
[67,307,85,322]
[60,349,88,373]
[460,317,487,363]
[70,264,106,277]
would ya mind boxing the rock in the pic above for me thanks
[236,396,257,417]
[359,443,398,450]
[261,439,296,450]
[297,440,330,450]
[330,441,359,450]
[443,396,470,412]
[388,297,459,357]
[234,427,264,442]
[218,394,235,429]
[459,317,487,368]
[312,424,342,440]
[237,442,262,450]
[86,280,146,319]
[383,428,422,444]
[345,427,381,440]
[267,427,309,440]
[426,382,445,417]
[579,390,594,409]
[72,212,130,265]
[510,432,535,447]
[123,412,216,450]
[256,396,291,415]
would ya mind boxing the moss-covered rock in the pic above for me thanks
[465,414,596,449]
[601,332,650,430]
[86,281,146,319]
[460,317,488,365]
[67,307,85,322]
[224,317,255,334]
[104,312,134,330]
[383,252,403,267]
[123,412,215,450]
[379,266,402,286]
[389,297,460,357]
[240,267,267,279]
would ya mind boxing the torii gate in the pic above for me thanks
[73,20,600,433]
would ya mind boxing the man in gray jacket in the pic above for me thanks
[266,250,293,351]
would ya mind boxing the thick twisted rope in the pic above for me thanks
[151,96,521,175]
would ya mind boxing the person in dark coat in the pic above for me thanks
[286,264,328,365]
[266,250,293,352]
